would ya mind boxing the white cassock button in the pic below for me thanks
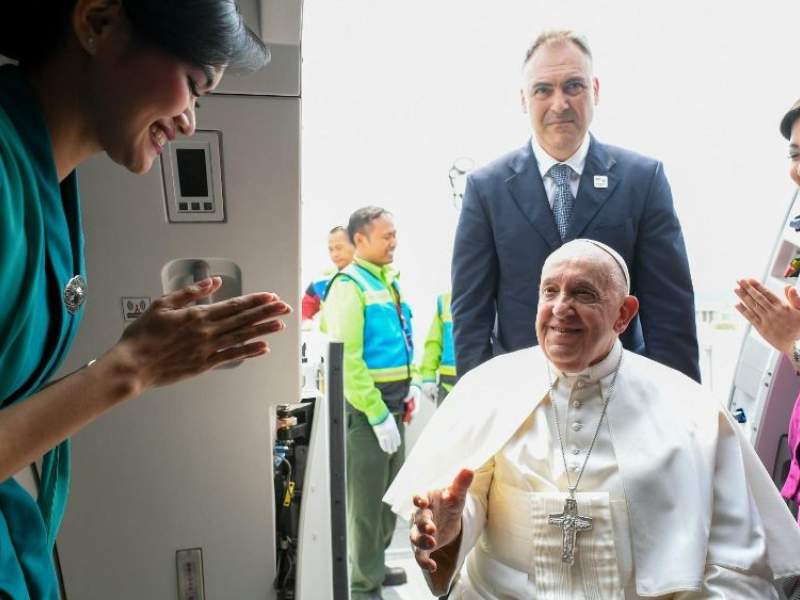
[571,465,580,472]
[571,446,580,455]
[573,401,582,409]
[576,380,585,388]
[572,422,582,431]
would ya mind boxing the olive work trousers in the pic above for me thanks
[347,411,405,598]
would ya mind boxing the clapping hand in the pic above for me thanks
[410,469,474,571]
[735,279,800,356]
[113,277,291,392]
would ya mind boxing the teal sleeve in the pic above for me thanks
[322,278,389,424]
[0,107,38,403]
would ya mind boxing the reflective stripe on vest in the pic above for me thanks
[340,264,413,383]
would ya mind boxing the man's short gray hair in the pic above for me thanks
[523,29,592,67]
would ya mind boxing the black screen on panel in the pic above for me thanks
[176,149,209,197]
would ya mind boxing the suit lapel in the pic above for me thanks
[506,142,562,251]
[567,135,619,240]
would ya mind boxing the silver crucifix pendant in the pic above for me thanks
[548,496,593,565]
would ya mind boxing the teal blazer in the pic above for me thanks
[0,65,86,599]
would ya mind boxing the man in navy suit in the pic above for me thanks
[452,29,700,382]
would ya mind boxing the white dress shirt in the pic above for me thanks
[531,134,591,207]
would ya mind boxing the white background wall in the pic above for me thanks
[300,0,800,392]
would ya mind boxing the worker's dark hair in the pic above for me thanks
[0,0,269,73]
[347,206,392,245]
[329,225,347,235]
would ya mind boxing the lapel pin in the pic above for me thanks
[594,175,608,189]
[63,275,88,315]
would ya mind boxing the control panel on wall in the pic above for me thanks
[161,130,225,223]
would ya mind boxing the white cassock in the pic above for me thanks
[384,340,800,599]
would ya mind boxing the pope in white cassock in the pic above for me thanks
[383,239,800,599]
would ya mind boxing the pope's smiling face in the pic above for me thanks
[536,250,636,372]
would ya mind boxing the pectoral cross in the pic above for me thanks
[548,497,593,565]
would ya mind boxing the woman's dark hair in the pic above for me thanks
[781,99,800,141]
[0,0,270,73]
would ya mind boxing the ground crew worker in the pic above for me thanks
[420,291,457,405]
[321,206,420,600]
[301,226,355,328]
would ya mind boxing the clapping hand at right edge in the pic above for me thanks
[735,279,800,358]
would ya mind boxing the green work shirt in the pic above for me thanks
[321,257,419,424]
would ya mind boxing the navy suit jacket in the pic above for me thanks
[451,135,701,382]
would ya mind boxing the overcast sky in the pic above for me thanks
[300,1,800,347]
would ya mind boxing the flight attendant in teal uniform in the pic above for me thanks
[0,1,290,597]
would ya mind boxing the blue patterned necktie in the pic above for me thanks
[548,163,575,241]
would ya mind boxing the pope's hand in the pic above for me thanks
[112,277,291,393]
[410,469,474,571]
[421,382,438,403]
[735,279,800,356]
[372,415,401,454]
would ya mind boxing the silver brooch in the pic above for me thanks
[63,275,88,315]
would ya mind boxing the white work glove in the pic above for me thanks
[421,382,438,403]
[372,415,401,454]
[404,385,422,422]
